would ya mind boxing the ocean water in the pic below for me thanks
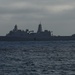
[0,41,75,75]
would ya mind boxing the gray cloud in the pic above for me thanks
[0,0,75,36]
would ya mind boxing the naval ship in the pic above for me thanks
[0,23,75,41]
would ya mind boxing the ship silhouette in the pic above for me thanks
[0,23,75,41]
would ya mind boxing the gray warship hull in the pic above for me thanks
[0,36,75,41]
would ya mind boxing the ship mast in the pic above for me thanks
[37,22,42,33]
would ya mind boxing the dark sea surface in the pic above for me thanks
[0,41,75,75]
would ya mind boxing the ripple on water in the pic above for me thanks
[0,41,75,75]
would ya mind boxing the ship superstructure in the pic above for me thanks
[6,23,52,40]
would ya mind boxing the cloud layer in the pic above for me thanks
[0,0,75,36]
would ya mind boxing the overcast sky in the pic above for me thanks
[0,0,75,36]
